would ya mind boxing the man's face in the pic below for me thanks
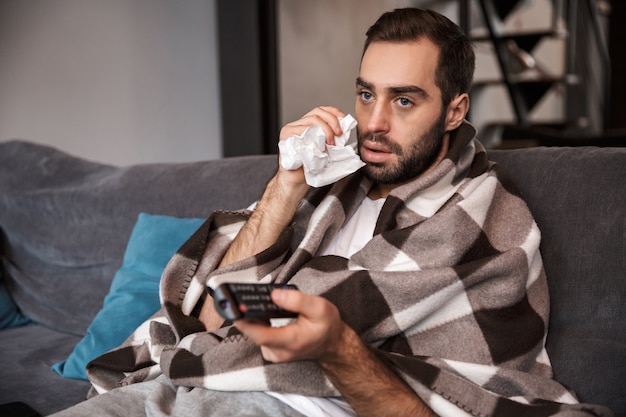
[355,39,448,186]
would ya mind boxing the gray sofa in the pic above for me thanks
[0,139,624,416]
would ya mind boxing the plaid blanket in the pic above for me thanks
[87,122,611,416]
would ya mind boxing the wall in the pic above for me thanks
[0,0,222,166]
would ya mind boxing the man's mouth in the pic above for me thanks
[360,141,393,163]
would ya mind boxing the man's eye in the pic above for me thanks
[398,97,412,107]
[360,91,374,101]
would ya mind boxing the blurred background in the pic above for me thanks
[0,0,622,165]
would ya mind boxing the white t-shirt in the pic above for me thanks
[267,196,386,416]
[322,196,386,258]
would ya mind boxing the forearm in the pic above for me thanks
[200,172,307,330]
[220,106,346,267]
[219,171,309,267]
[319,324,438,417]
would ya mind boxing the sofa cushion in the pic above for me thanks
[0,324,91,415]
[490,146,626,415]
[52,213,205,380]
[0,140,277,335]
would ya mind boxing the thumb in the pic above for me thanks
[271,288,305,313]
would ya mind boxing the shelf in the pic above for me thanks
[473,74,576,87]
[465,0,611,143]
[471,29,568,52]
[468,0,570,130]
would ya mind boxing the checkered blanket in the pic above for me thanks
[87,122,610,416]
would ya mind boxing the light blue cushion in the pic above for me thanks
[0,278,32,329]
[52,213,204,380]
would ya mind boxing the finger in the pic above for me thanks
[271,289,332,322]
[305,106,346,138]
[280,115,337,146]
[233,317,268,334]
[312,105,346,121]
[260,345,295,363]
[270,288,307,313]
[235,317,299,347]
[281,107,346,145]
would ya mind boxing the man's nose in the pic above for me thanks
[366,102,390,135]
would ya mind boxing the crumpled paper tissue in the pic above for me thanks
[278,114,365,187]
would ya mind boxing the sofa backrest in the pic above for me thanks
[1,140,623,414]
[490,147,626,415]
[0,140,278,335]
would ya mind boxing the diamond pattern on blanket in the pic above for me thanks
[406,314,495,364]
[404,170,460,217]
[164,348,208,380]
[398,280,473,335]
[458,230,503,266]
[457,172,496,220]
[473,294,545,364]
[374,205,492,271]
[385,250,422,271]
[444,359,499,387]
[322,271,394,335]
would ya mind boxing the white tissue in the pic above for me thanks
[278,114,365,187]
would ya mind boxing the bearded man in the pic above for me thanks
[55,7,610,417]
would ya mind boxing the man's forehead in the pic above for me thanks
[359,39,440,92]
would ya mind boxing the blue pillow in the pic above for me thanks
[0,278,32,329]
[52,213,204,380]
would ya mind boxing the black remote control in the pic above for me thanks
[213,283,298,321]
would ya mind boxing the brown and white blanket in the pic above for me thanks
[87,122,611,416]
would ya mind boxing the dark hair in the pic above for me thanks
[363,8,475,106]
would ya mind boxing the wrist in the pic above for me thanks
[274,168,309,193]
[318,321,362,371]
[246,171,308,239]
[269,170,310,209]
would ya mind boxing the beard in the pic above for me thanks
[357,110,447,185]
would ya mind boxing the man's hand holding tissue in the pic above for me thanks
[277,106,350,187]
[279,106,365,188]
[280,106,347,147]
[214,106,351,270]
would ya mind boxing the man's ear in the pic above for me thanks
[444,93,470,131]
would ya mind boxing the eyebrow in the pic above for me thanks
[356,77,430,99]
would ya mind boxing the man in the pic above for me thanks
[55,7,609,417]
